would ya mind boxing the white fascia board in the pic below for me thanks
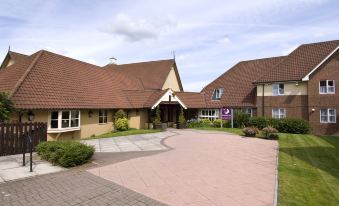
[302,46,339,81]
[151,89,187,109]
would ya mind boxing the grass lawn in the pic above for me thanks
[85,129,162,140]
[278,133,339,206]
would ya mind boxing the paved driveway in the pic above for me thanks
[88,129,278,206]
[82,131,175,152]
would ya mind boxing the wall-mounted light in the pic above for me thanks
[27,110,35,122]
[88,110,93,118]
[311,108,315,112]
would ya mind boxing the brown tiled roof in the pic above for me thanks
[104,59,179,90]
[256,40,339,83]
[175,92,206,108]
[201,56,285,108]
[0,49,190,109]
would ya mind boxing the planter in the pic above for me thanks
[154,124,162,130]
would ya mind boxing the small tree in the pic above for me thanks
[153,106,161,125]
[114,109,126,121]
[178,107,186,128]
[0,92,15,122]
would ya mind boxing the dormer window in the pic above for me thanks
[319,80,335,94]
[272,83,284,96]
[212,88,223,100]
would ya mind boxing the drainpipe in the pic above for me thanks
[262,84,265,116]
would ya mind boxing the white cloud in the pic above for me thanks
[98,14,177,42]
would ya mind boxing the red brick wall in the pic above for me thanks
[308,51,339,135]
[257,96,308,119]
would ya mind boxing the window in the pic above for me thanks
[319,80,335,94]
[99,110,108,124]
[272,83,284,95]
[212,88,224,100]
[320,109,336,123]
[242,108,252,117]
[272,108,286,119]
[49,110,80,130]
[199,109,219,121]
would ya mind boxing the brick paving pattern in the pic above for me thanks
[0,169,167,206]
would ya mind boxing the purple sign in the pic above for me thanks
[221,107,232,120]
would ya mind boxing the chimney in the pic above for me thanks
[109,57,117,65]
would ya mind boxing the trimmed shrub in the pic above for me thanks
[276,118,310,134]
[153,106,161,125]
[242,127,259,137]
[178,108,186,128]
[262,126,279,139]
[200,119,212,127]
[212,119,229,128]
[115,117,129,131]
[249,116,268,129]
[114,109,126,121]
[36,141,94,168]
[234,110,250,128]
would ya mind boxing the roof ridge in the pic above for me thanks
[10,50,44,98]
[110,59,174,67]
[300,39,339,47]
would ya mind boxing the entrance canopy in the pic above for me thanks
[151,89,187,109]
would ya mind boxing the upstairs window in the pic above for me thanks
[99,110,108,124]
[319,80,335,94]
[272,83,284,95]
[320,109,336,123]
[212,88,224,100]
[272,108,286,119]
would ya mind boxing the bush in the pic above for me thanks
[36,141,94,168]
[187,119,212,128]
[212,119,229,128]
[276,118,310,134]
[262,126,279,139]
[249,116,268,129]
[153,106,161,125]
[178,108,186,127]
[115,118,129,131]
[0,92,15,122]
[234,110,250,128]
[242,127,259,137]
[114,109,126,121]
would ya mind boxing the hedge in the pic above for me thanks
[248,117,310,134]
[36,141,94,168]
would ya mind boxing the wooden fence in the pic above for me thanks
[0,122,47,156]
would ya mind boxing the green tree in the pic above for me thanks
[0,92,15,122]
[154,106,161,125]
[178,107,186,127]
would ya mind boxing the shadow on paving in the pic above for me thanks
[0,168,167,206]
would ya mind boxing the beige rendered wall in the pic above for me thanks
[162,67,181,91]
[11,110,113,140]
[257,82,308,96]
[128,109,148,129]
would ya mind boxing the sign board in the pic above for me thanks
[221,107,232,120]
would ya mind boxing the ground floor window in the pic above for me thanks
[242,108,253,117]
[272,108,286,119]
[320,108,336,123]
[49,110,80,130]
[199,109,219,121]
[99,110,108,124]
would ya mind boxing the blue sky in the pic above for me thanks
[1,0,339,91]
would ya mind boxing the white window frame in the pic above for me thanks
[272,108,286,119]
[272,83,284,96]
[199,109,220,121]
[319,80,335,94]
[48,110,81,133]
[212,88,224,100]
[99,110,108,124]
[242,108,253,117]
[320,108,336,123]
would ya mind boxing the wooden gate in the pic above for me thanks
[0,122,47,156]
